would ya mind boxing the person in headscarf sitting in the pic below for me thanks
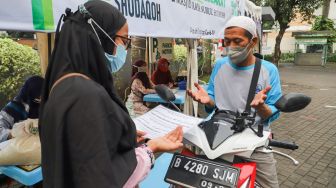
[0,76,44,142]
[126,60,156,117]
[39,1,183,187]
[151,58,174,88]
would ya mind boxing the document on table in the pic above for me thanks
[133,105,204,139]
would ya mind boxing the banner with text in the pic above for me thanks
[0,0,245,39]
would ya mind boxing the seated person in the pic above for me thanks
[126,60,155,117]
[0,76,44,142]
[151,58,174,88]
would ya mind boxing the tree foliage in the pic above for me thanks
[6,32,35,39]
[268,0,323,29]
[249,0,262,6]
[312,16,335,31]
[242,0,324,65]
[169,44,188,75]
[263,21,275,30]
[312,16,336,48]
[173,44,187,64]
[0,38,41,105]
[264,0,323,65]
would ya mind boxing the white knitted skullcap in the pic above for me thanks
[224,16,257,37]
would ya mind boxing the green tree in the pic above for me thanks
[201,39,212,75]
[0,38,41,106]
[172,44,188,73]
[6,32,35,39]
[312,16,336,52]
[266,0,323,66]
[250,0,262,6]
[262,21,275,30]
[312,16,335,31]
[173,45,187,65]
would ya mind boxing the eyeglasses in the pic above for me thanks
[115,35,132,50]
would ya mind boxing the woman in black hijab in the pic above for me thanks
[39,1,183,187]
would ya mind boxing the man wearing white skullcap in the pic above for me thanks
[188,16,282,188]
[225,16,258,38]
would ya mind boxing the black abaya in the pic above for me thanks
[39,1,137,187]
[41,77,136,187]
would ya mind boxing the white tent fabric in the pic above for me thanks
[0,0,246,39]
[245,0,262,21]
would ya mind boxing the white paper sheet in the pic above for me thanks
[133,105,204,139]
[133,106,271,161]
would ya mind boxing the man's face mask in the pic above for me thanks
[226,40,254,65]
[87,18,128,73]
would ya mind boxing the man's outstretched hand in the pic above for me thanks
[251,86,271,109]
[187,83,212,105]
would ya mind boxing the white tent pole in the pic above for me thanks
[148,37,153,74]
[145,37,148,63]
[184,39,198,116]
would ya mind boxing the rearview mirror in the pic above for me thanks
[154,84,176,102]
[275,93,311,112]
[154,85,181,112]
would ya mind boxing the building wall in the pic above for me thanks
[261,12,328,55]
[295,53,323,66]
[264,31,296,54]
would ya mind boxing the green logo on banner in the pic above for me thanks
[31,0,54,30]
[203,0,226,8]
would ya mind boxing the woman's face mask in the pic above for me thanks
[88,18,128,73]
[105,45,127,73]
[133,65,147,73]
[226,40,253,65]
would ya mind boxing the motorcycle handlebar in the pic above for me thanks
[268,140,299,150]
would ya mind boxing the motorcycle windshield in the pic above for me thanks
[212,120,235,149]
[203,119,235,150]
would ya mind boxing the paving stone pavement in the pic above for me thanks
[272,64,336,188]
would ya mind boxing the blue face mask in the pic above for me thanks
[86,18,128,73]
[105,45,127,73]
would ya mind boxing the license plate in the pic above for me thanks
[165,153,240,188]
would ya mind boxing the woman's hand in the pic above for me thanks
[136,130,147,143]
[146,126,183,153]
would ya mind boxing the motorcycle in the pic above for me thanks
[154,85,311,188]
